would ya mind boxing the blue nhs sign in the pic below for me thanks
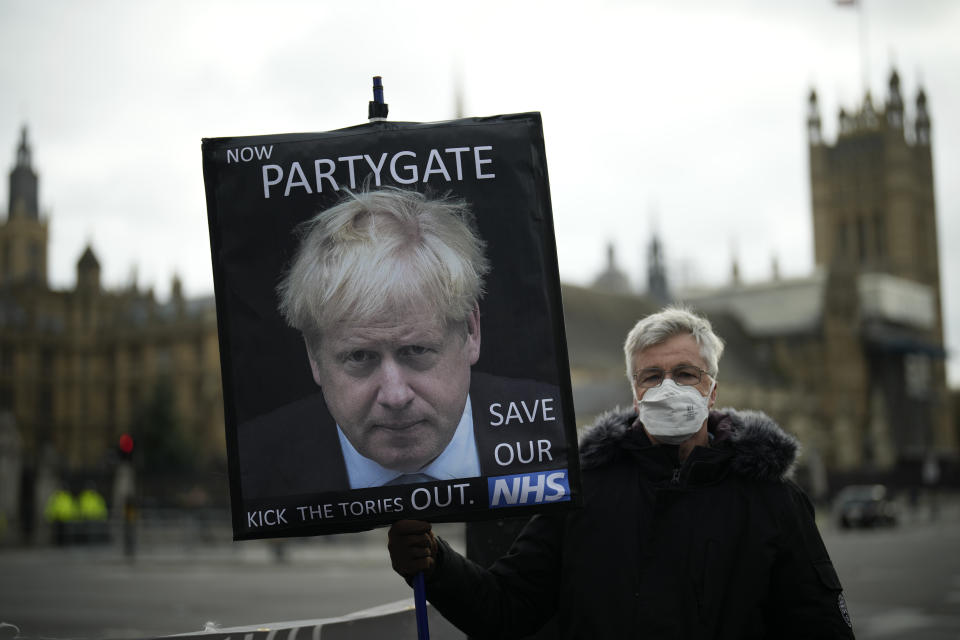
[488,470,571,508]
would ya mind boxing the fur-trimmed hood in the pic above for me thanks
[579,407,799,482]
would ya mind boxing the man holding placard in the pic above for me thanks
[389,306,855,638]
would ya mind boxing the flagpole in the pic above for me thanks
[836,0,869,95]
[858,0,869,95]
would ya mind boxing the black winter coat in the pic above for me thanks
[425,407,856,639]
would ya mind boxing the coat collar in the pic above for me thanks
[579,406,799,482]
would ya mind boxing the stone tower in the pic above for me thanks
[808,70,941,296]
[0,126,48,285]
[807,69,953,463]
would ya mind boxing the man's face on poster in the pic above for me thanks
[308,305,482,472]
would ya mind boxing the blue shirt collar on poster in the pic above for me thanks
[337,395,481,489]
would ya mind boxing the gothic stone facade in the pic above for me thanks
[0,128,225,475]
[806,69,953,469]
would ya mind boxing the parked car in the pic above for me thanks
[832,484,898,529]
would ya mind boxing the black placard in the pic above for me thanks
[202,113,581,539]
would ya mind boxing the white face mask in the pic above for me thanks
[637,378,715,445]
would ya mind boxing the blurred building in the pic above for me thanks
[569,69,955,493]
[684,68,955,481]
[807,69,952,470]
[0,127,225,486]
[590,243,632,295]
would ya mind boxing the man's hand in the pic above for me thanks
[388,520,439,579]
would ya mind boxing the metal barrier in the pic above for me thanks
[164,600,464,640]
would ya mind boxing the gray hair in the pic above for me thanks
[278,188,490,353]
[624,305,725,384]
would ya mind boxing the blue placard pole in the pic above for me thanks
[414,571,430,640]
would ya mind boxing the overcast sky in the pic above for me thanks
[1,0,958,384]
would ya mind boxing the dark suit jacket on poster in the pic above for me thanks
[238,372,565,499]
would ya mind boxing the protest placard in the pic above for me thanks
[202,113,580,539]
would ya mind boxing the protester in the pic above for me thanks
[44,488,78,546]
[389,305,855,638]
[77,488,107,522]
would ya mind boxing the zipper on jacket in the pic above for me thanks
[671,467,681,485]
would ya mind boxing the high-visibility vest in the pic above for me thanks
[78,489,108,521]
[44,490,80,523]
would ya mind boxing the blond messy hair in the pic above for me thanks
[278,188,490,352]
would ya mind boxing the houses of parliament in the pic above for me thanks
[0,127,225,492]
[0,68,955,529]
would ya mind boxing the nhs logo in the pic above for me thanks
[488,470,570,508]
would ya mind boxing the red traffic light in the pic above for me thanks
[118,433,134,455]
